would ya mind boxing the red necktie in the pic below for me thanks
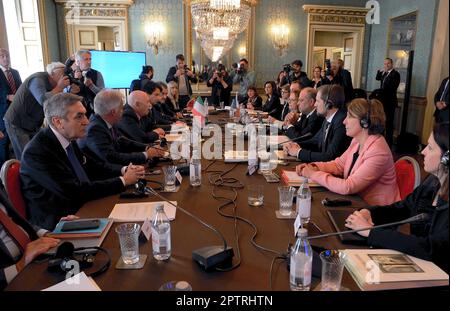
[0,208,30,252]
[5,69,17,95]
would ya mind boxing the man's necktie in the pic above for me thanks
[322,121,331,152]
[0,208,30,252]
[5,69,17,95]
[110,127,117,141]
[66,143,90,183]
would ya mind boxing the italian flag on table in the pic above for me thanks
[192,96,208,127]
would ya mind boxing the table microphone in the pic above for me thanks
[277,132,313,147]
[137,179,234,271]
[306,213,430,241]
[117,136,169,156]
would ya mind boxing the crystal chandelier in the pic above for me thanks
[190,0,253,61]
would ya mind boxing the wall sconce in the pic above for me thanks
[145,21,164,55]
[271,24,289,57]
[238,46,246,55]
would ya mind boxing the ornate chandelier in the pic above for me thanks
[190,0,253,61]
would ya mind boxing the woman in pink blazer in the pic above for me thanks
[296,98,401,205]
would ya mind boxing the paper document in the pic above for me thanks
[42,272,101,291]
[109,201,177,222]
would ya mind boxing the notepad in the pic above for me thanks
[281,170,321,187]
[109,201,177,222]
[42,272,101,291]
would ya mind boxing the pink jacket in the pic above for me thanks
[310,135,401,205]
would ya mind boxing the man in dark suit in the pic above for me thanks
[166,54,197,110]
[434,77,449,123]
[3,62,73,160]
[284,85,351,163]
[116,90,165,144]
[284,87,324,141]
[78,89,166,167]
[376,58,400,147]
[20,93,144,230]
[0,48,22,166]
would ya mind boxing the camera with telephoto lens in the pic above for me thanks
[283,64,291,73]
[325,59,332,76]
[64,59,82,86]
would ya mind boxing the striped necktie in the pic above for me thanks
[5,69,17,94]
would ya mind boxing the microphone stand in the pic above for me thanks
[306,213,429,241]
[143,185,234,271]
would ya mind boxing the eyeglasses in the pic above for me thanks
[281,90,290,93]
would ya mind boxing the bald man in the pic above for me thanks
[116,90,165,144]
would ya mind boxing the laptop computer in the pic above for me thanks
[326,209,367,245]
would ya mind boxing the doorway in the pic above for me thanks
[303,5,369,89]
[311,31,358,86]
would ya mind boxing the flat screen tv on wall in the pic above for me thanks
[90,50,146,89]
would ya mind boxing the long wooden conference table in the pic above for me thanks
[7,113,367,291]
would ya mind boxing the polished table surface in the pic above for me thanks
[7,114,367,291]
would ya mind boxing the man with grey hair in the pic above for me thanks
[284,87,324,140]
[3,62,80,159]
[20,93,145,229]
[79,89,165,166]
[64,50,105,117]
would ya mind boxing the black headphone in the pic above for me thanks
[360,99,372,129]
[48,242,111,278]
[441,150,449,167]
[324,85,336,110]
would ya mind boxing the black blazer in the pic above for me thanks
[433,77,449,123]
[0,68,22,106]
[376,69,401,109]
[245,96,263,110]
[286,110,324,141]
[20,127,125,230]
[367,175,449,273]
[262,95,282,119]
[297,109,351,163]
[165,97,181,113]
[206,75,233,106]
[332,69,354,103]
[78,114,147,166]
[166,66,198,96]
[153,102,176,122]
[116,104,159,144]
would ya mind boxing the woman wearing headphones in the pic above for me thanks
[296,98,400,205]
[345,122,449,273]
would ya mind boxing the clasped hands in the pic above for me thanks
[344,209,374,237]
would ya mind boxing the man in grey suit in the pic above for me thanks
[3,62,78,159]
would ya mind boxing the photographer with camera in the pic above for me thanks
[166,54,198,110]
[64,50,105,117]
[326,59,354,103]
[207,64,233,107]
[232,58,256,103]
[4,62,74,159]
[281,60,311,88]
